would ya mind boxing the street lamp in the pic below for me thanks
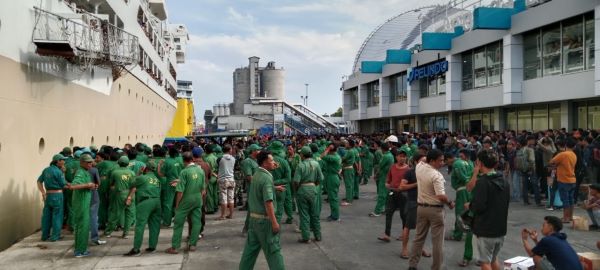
[304,83,309,106]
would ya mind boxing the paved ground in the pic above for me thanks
[1,170,599,270]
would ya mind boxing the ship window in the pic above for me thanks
[119,84,121,92]
[38,138,45,154]
[106,136,109,144]
[91,136,95,145]
[69,137,74,147]
[128,136,130,142]
[142,97,144,102]
[136,93,138,99]
[128,89,131,96]
[119,136,121,142]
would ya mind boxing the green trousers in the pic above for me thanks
[239,217,285,270]
[206,178,218,213]
[172,200,202,249]
[315,184,322,216]
[283,183,294,221]
[105,192,135,236]
[324,174,340,219]
[361,165,373,184]
[73,195,90,253]
[41,193,63,241]
[353,170,360,199]
[133,198,161,251]
[161,185,176,226]
[98,180,110,228]
[64,189,73,228]
[343,168,355,202]
[453,189,473,260]
[274,188,286,224]
[297,186,321,241]
[373,175,388,214]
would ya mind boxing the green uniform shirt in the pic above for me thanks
[451,158,474,190]
[293,158,324,184]
[288,153,301,174]
[128,160,146,176]
[109,167,136,193]
[342,147,357,167]
[37,164,66,190]
[133,172,161,201]
[136,153,149,164]
[65,158,79,183]
[72,167,92,205]
[360,146,374,169]
[271,155,291,186]
[241,157,259,178]
[204,153,218,180]
[176,164,205,205]
[400,145,413,159]
[164,157,183,181]
[248,167,275,215]
[377,151,394,178]
[321,153,342,175]
[97,161,117,192]
[150,157,167,185]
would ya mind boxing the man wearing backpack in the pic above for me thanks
[516,137,541,206]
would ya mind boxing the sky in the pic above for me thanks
[166,0,445,123]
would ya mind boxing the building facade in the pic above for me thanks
[343,0,600,135]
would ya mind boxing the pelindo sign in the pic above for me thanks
[407,60,448,83]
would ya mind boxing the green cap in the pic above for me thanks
[81,154,94,163]
[52,154,67,162]
[118,156,130,166]
[300,146,312,156]
[146,160,157,171]
[74,150,83,159]
[268,141,285,151]
[90,145,98,152]
[247,144,262,152]
[214,145,222,153]
[62,147,72,155]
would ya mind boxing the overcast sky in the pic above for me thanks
[167,0,446,122]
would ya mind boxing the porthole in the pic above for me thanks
[91,136,95,145]
[0,142,2,153]
[106,136,110,144]
[128,89,131,96]
[135,135,138,140]
[38,138,45,154]
[119,136,121,142]
[69,137,74,147]
[142,97,144,102]
[128,136,130,141]
[136,93,138,99]
[119,84,122,92]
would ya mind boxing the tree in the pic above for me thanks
[331,107,343,117]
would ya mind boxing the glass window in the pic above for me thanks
[428,76,437,96]
[350,89,358,110]
[548,104,561,130]
[437,74,446,95]
[589,101,600,130]
[542,24,561,76]
[487,41,502,85]
[576,102,588,129]
[532,105,548,131]
[473,47,487,87]
[482,112,491,133]
[562,17,584,73]
[585,13,595,69]
[506,109,517,131]
[390,73,407,103]
[518,107,532,131]
[524,30,541,80]
[419,78,428,98]
[366,81,379,107]
[462,52,473,90]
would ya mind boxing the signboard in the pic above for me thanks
[407,60,448,83]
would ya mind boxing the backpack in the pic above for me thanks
[514,147,530,173]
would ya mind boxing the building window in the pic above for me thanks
[419,74,445,98]
[462,41,503,90]
[174,37,181,43]
[505,104,561,131]
[524,12,594,80]
[390,73,407,103]
[396,117,415,133]
[366,81,380,107]
[421,114,448,132]
[350,88,358,110]
[575,101,600,129]
[457,110,495,134]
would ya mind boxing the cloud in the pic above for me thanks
[227,6,255,25]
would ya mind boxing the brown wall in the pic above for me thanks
[0,55,176,250]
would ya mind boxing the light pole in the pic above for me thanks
[304,83,309,106]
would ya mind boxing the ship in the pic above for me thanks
[0,0,188,250]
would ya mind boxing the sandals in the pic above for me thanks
[377,236,391,243]
[421,250,431,257]
[216,216,227,221]
[445,235,461,241]
[400,254,409,259]
[458,260,470,267]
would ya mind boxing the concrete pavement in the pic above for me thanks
[1,171,598,269]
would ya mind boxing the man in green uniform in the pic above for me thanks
[370,144,394,216]
[239,151,285,270]
[241,144,261,232]
[203,145,219,214]
[360,143,374,185]
[124,160,162,256]
[268,141,291,224]
[320,144,342,221]
[285,144,300,221]
[69,154,97,257]
[166,152,205,254]
[96,151,118,229]
[352,141,362,200]
[372,141,383,178]
[104,156,136,238]
[400,138,414,160]
[447,149,474,266]
[128,149,146,176]
[64,149,81,230]
[341,140,358,206]
[37,154,67,241]
[161,147,183,227]
[294,146,324,243]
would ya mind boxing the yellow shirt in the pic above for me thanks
[415,162,446,205]
[550,150,577,184]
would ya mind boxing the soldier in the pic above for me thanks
[104,156,136,238]
[294,146,324,243]
[239,150,285,270]
[69,154,97,257]
[124,160,162,256]
[166,152,205,254]
[37,154,67,242]
[320,143,342,221]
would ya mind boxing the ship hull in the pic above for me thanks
[0,55,176,250]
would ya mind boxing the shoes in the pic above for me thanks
[145,247,156,253]
[124,249,141,257]
[353,197,359,200]
[589,225,600,231]
[408,267,417,270]
[341,202,352,206]
[314,237,322,242]
[165,247,178,254]
[92,240,107,245]
[545,207,554,211]
[368,212,381,217]
[74,251,90,258]
[187,246,197,252]
[285,218,293,224]
[121,234,129,239]
[326,216,339,222]
[104,233,112,238]
[297,239,310,243]
[239,206,248,211]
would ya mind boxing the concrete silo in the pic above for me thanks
[232,67,250,115]
[260,61,285,100]
[213,105,221,117]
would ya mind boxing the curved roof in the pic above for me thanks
[352,4,469,73]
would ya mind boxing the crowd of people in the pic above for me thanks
[35,127,600,269]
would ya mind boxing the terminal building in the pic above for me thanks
[342,0,599,135]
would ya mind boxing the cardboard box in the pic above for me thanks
[573,216,590,231]
[579,252,600,270]
[504,256,530,270]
